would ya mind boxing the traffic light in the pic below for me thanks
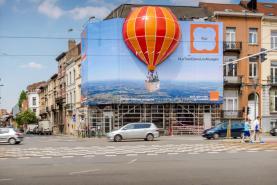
[260,48,267,62]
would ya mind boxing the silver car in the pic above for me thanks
[107,122,159,142]
[0,128,24,145]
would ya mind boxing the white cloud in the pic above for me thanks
[69,6,111,20]
[0,0,6,6]
[170,0,233,6]
[38,0,64,19]
[37,0,112,20]
[20,62,44,69]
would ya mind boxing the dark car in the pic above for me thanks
[270,127,277,136]
[202,122,244,139]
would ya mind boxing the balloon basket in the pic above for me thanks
[145,74,160,92]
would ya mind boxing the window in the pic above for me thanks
[224,56,237,77]
[223,98,238,111]
[223,90,238,111]
[124,124,135,130]
[73,69,76,82]
[32,97,36,106]
[33,108,36,113]
[249,62,257,77]
[249,28,258,44]
[69,71,72,84]
[73,91,76,103]
[271,62,277,83]
[270,90,277,112]
[226,27,236,48]
[271,31,277,50]
[70,92,72,104]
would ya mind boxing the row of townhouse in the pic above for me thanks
[24,0,277,135]
[36,40,82,135]
[199,0,277,130]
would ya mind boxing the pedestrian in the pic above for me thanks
[241,118,250,143]
[250,118,256,143]
[254,116,264,144]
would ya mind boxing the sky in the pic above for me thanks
[0,0,276,111]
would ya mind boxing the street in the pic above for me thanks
[0,135,277,185]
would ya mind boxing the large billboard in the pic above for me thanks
[81,6,223,105]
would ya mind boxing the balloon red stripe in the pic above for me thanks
[123,13,145,62]
[135,7,149,65]
[161,12,181,62]
[153,7,166,66]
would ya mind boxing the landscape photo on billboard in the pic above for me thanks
[81,18,223,105]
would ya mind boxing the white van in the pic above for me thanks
[38,120,52,135]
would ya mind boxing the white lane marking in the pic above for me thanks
[147,153,157,156]
[188,152,199,155]
[207,152,219,154]
[105,155,116,157]
[127,158,137,164]
[40,156,52,159]
[18,157,30,160]
[62,156,74,158]
[126,154,138,157]
[0,178,12,182]
[0,158,7,160]
[265,150,275,152]
[246,150,258,153]
[83,155,95,158]
[69,169,100,175]
[167,153,179,155]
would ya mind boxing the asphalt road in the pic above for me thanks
[0,135,277,185]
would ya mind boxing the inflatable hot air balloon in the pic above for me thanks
[123,6,181,92]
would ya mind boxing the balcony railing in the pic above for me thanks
[223,41,242,52]
[224,76,241,84]
[65,103,74,111]
[270,76,277,84]
[222,110,243,119]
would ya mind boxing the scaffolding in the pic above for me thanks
[86,103,221,136]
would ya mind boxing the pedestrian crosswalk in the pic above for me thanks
[0,142,276,160]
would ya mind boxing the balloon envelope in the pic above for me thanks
[123,6,182,72]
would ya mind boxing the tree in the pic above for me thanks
[18,90,27,110]
[15,109,37,126]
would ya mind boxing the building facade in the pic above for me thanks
[64,42,81,135]
[201,1,263,123]
[256,2,277,131]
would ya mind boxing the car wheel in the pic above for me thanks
[146,134,154,141]
[114,135,122,142]
[15,141,21,145]
[213,133,219,140]
[8,138,16,145]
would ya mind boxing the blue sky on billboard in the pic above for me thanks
[0,0,276,109]
[81,19,223,104]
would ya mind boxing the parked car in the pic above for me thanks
[202,122,244,139]
[270,127,277,136]
[0,127,24,144]
[26,124,38,134]
[38,120,52,135]
[107,122,159,142]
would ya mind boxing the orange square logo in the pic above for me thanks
[190,24,219,54]
[209,91,219,101]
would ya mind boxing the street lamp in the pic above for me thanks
[0,78,4,106]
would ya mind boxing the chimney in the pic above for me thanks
[68,39,76,51]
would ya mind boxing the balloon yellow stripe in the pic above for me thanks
[155,7,175,65]
[145,7,156,69]
[126,8,147,63]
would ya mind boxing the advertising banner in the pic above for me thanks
[81,8,223,105]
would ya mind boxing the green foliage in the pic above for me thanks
[15,109,37,126]
[18,90,27,109]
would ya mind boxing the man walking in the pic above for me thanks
[254,116,264,143]
[250,118,255,143]
[241,118,250,143]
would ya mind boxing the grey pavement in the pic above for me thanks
[0,135,277,185]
